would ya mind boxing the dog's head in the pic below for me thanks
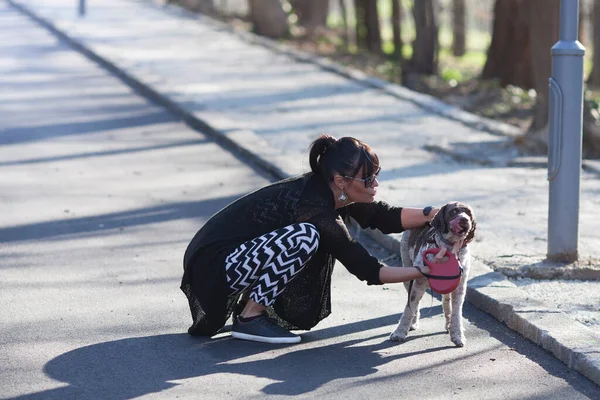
[431,201,476,246]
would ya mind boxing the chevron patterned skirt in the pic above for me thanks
[224,222,320,306]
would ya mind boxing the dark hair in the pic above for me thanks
[308,134,380,182]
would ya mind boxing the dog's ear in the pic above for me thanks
[431,204,448,233]
[464,206,477,245]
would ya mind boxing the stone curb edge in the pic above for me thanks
[10,0,600,387]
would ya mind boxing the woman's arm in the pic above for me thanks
[378,265,430,284]
[346,203,438,234]
[399,207,438,230]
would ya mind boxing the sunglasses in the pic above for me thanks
[344,166,381,188]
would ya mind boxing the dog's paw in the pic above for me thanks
[409,321,419,331]
[389,330,407,342]
[450,333,466,347]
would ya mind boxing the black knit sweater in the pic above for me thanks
[181,172,404,335]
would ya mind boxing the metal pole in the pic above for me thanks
[547,0,585,262]
[78,0,86,16]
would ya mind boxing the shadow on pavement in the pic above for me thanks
[0,196,240,243]
[0,110,174,145]
[12,313,455,399]
[0,138,207,167]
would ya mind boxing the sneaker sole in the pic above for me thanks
[232,331,301,344]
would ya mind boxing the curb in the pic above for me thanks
[10,0,600,387]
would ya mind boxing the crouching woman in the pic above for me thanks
[181,134,436,344]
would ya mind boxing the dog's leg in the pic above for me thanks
[448,278,467,347]
[410,308,421,331]
[390,279,428,342]
[402,281,419,330]
[442,293,452,332]
[401,282,422,331]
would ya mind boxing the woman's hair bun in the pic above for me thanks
[309,134,337,173]
[319,134,336,154]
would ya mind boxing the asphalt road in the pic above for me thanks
[0,3,598,399]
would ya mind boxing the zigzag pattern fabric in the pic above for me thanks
[225,223,320,306]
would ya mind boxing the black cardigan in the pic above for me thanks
[181,172,405,335]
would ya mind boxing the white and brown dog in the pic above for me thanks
[389,202,477,347]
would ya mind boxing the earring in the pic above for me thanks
[338,189,348,203]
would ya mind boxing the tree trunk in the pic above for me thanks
[391,0,404,61]
[409,0,438,75]
[355,0,367,49]
[339,0,349,49]
[291,0,330,32]
[517,1,600,159]
[248,0,289,39]
[588,0,600,86]
[452,0,466,57]
[481,0,533,88]
[354,0,382,54]
[364,0,382,54]
[527,0,559,131]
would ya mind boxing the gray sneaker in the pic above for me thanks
[232,313,301,344]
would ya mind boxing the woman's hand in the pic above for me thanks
[417,264,430,276]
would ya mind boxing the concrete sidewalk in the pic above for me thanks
[8,0,600,387]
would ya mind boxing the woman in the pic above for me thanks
[181,134,437,344]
